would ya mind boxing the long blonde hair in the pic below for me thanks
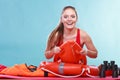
[46,6,78,50]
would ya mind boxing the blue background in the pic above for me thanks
[0,0,120,66]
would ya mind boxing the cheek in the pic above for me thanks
[61,20,67,26]
[61,18,67,23]
[73,19,77,22]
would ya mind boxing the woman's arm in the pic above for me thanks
[81,31,98,58]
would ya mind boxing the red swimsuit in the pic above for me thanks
[53,28,87,64]
[58,28,83,47]
[76,28,83,48]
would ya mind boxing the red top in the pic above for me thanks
[57,28,83,48]
[76,28,83,48]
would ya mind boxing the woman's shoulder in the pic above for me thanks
[79,29,88,36]
[79,28,90,39]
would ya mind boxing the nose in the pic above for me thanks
[67,16,72,21]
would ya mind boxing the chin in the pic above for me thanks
[66,27,74,30]
[67,25,75,28]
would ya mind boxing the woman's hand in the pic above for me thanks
[52,46,61,53]
[79,49,98,58]
[76,48,87,56]
[45,46,61,59]
[80,48,87,55]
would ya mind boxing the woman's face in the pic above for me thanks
[61,8,77,30]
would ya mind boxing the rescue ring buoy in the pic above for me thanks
[40,61,99,78]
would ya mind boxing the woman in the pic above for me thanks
[45,6,98,61]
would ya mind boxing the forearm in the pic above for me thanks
[86,49,98,58]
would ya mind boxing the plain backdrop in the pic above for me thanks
[0,0,120,66]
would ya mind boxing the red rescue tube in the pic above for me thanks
[40,61,83,75]
[40,61,99,77]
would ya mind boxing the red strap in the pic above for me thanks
[76,28,80,45]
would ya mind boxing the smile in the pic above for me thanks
[66,22,73,25]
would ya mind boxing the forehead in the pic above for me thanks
[62,8,76,15]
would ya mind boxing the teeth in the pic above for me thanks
[67,23,73,25]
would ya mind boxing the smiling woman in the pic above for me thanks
[44,6,98,63]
